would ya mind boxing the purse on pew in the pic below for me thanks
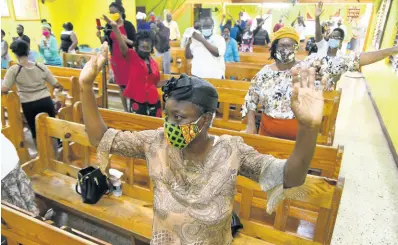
[75,167,111,204]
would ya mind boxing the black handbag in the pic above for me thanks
[231,211,243,237]
[75,166,111,204]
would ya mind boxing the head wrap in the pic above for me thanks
[272,26,300,44]
[42,23,51,30]
[162,74,219,113]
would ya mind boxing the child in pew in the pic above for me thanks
[243,26,398,141]
[1,40,64,141]
[102,15,162,117]
[79,41,326,245]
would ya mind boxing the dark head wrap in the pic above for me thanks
[162,74,218,113]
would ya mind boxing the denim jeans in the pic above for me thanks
[156,50,171,74]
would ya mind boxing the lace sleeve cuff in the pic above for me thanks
[97,128,120,174]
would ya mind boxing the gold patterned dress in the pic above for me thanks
[98,128,287,245]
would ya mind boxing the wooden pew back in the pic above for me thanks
[1,202,111,245]
[72,104,343,180]
[63,52,93,69]
[1,92,30,163]
[30,114,344,244]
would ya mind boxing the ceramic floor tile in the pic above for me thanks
[331,75,398,245]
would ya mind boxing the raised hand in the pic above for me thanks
[102,15,117,29]
[79,42,108,88]
[291,65,326,129]
[315,1,325,18]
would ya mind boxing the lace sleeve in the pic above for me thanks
[97,128,160,173]
[235,137,287,213]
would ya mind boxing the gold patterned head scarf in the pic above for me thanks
[271,26,300,44]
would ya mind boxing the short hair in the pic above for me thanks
[63,22,73,31]
[222,26,231,32]
[134,30,155,53]
[226,19,232,26]
[41,19,47,23]
[10,40,29,57]
[1,29,5,36]
[332,27,345,40]
[202,17,214,26]
[269,39,279,60]
[17,24,24,30]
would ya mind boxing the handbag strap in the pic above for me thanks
[75,183,81,195]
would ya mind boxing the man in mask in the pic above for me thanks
[163,13,180,41]
[185,17,226,79]
[15,25,30,45]
[152,16,171,74]
[314,1,345,58]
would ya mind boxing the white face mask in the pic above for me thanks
[201,28,213,38]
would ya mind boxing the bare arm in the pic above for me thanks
[103,15,128,58]
[315,2,324,42]
[192,32,219,57]
[284,67,325,187]
[246,110,257,134]
[291,18,297,27]
[360,46,398,66]
[79,43,109,147]
[185,38,193,59]
[68,32,78,52]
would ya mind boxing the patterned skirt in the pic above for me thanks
[1,165,40,216]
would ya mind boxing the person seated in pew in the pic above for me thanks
[80,41,325,245]
[1,132,40,216]
[103,15,162,117]
[97,1,137,112]
[1,40,63,141]
[185,17,226,79]
[39,23,62,66]
[243,26,398,140]
[223,27,240,63]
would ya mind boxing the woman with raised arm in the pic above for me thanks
[243,26,398,140]
[79,40,326,244]
[102,15,162,117]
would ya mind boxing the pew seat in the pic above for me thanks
[1,201,111,245]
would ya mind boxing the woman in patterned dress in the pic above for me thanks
[78,41,325,245]
[243,26,398,140]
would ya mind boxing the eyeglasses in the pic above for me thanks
[276,44,299,51]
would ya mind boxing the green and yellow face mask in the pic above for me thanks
[164,117,203,149]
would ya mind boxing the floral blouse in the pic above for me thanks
[241,53,361,119]
[97,128,289,245]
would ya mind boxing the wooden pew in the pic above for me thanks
[1,201,111,245]
[170,40,181,47]
[62,52,93,69]
[26,114,344,244]
[1,92,30,163]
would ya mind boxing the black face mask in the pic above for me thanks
[17,32,23,37]
[137,50,150,59]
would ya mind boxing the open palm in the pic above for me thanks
[79,42,108,87]
[291,66,326,129]
[315,1,325,18]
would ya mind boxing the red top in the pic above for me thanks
[110,26,130,86]
[123,49,160,104]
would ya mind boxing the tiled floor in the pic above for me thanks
[330,73,398,244]
[20,74,398,244]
